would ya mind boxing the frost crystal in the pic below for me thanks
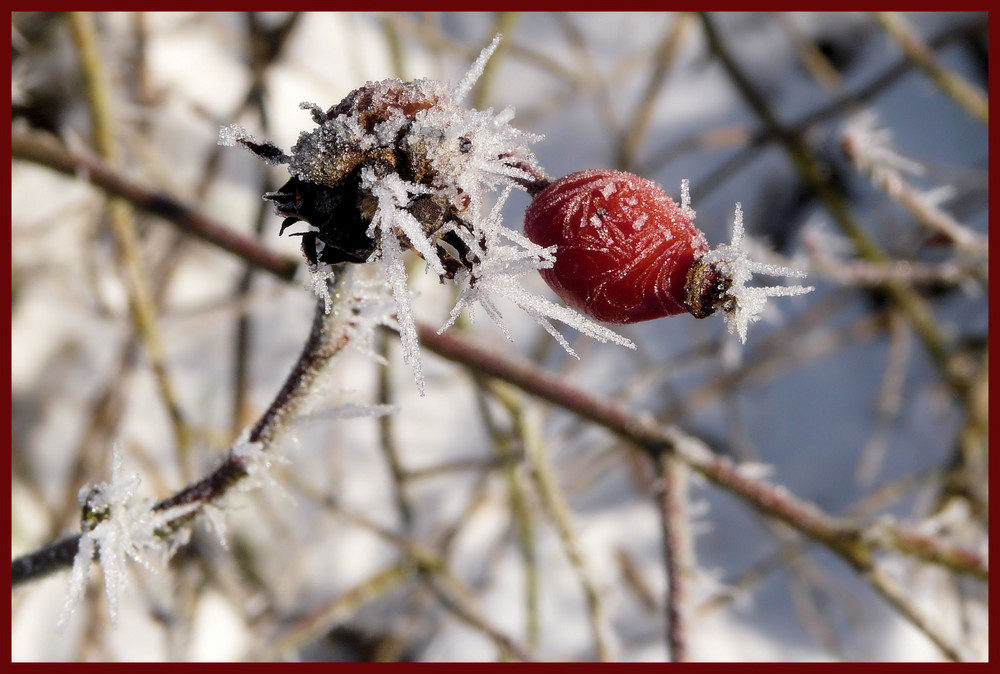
[452,33,501,102]
[298,402,397,423]
[439,186,635,355]
[680,178,696,222]
[230,427,286,492]
[306,263,337,313]
[841,110,924,194]
[59,444,196,630]
[340,274,402,363]
[698,203,813,343]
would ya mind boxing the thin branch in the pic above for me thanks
[775,13,844,94]
[617,12,693,171]
[317,490,536,662]
[655,453,691,662]
[250,561,411,661]
[840,117,988,264]
[551,12,621,138]
[414,321,985,660]
[490,381,613,660]
[854,311,911,483]
[413,322,989,584]
[473,382,540,652]
[13,272,354,588]
[376,329,414,529]
[11,129,300,282]
[698,12,968,396]
[640,14,987,182]
[863,564,967,661]
[230,12,303,435]
[873,12,987,125]
[68,11,192,458]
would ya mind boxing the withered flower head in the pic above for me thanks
[220,36,544,278]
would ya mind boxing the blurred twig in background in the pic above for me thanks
[12,11,987,662]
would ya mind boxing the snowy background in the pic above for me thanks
[11,12,988,661]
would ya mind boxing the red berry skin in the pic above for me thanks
[524,169,709,324]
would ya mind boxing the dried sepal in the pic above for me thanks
[694,203,814,343]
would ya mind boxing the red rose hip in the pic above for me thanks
[524,169,712,324]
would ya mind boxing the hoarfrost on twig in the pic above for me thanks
[58,444,198,630]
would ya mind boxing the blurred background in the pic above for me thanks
[11,12,988,661]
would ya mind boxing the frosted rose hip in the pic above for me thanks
[524,169,710,324]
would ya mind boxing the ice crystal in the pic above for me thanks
[841,110,924,195]
[439,186,636,355]
[58,444,196,629]
[680,178,696,223]
[362,168,429,394]
[306,262,337,313]
[298,402,397,422]
[201,503,230,549]
[339,274,401,363]
[230,428,286,493]
[698,204,813,343]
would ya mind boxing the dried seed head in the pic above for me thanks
[221,57,546,277]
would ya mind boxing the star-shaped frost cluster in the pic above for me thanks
[59,445,196,630]
[697,203,814,343]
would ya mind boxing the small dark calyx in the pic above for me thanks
[266,170,480,278]
[236,136,291,166]
[684,260,733,319]
[266,176,376,266]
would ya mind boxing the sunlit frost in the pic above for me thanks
[698,203,813,343]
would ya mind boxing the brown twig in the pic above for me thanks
[873,12,987,125]
[11,129,300,282]
[655,453,690,662]
[414,320,984,660]
[13,274,353,588]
